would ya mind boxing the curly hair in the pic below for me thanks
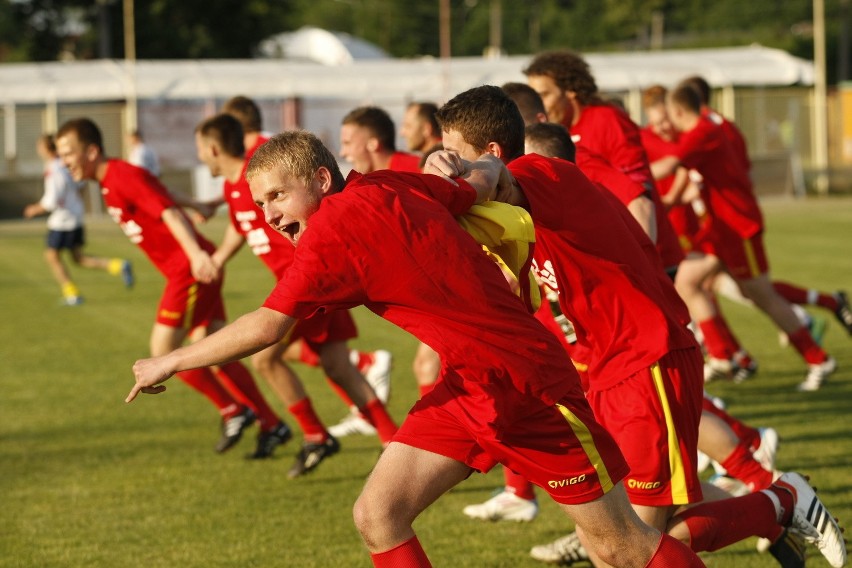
[523,51,598,105]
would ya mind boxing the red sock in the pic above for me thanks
[177,368,240,417]
[504,469,536,500]
[678,491,787,552]
[787,326,828,365]
[371,536,431,568]
[697,315,740,360]
[418,383,435,398]
[288,397,328,443]
[215,362,280,430]
[359,399,398,444]
[644,533,705,567]
[299,342,321,367]
[774,281,839,311]
[720,442,773,491]
[355,351,375,373]
[701,398,760,449]
[327,377,355,407]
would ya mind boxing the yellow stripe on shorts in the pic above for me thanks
[556,403,615,493]
[649,362,690,504]
[183,283,198,328]
[742,238,761,278]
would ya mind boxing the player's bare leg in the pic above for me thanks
[413,342,440,396]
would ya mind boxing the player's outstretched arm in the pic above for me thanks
[211,223,246,268]
[126,307,295,402]
[161,207,220,284]
[424,151,516,204]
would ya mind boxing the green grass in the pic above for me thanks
[1,197,851,567]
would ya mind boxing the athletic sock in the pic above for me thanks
[773,281,839,311]
[787,326,828,365]
[418,384,435,398]
[697,315,739,360]
[644,533,705,567]
[504,469,537,501]
[106,258,125,275]
[370,536,431,568]
[288,397,328,444]
[359,399,398,444]
[719,442,773,491]
[299,342,321,367]
[61,281,81,299]
[214,362,280,430]
[177,367,239,417]
[700,398,761,449]
[678,491,788,552]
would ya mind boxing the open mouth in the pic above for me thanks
[281,221,300,239]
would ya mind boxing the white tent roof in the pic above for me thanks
[0,44,814,106]
[257,26,390,65]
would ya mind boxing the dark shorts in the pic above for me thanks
[47,227,85,250]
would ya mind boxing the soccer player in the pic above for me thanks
[194,113,398,474]
[56,117,286,455]
[399,102,442,155]
[339,105,421,174]
[679,75,852,339]
[127,130,707,568]
[222,96,393,417]
[24,134,134,305]
[653,84,838,391]
[640,84,760,382]
[427,85,845,568]
[509,75,683,278]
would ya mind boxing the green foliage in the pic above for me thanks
[1,201,852,566]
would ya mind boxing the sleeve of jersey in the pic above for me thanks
[406,172,477,216]
[510,156,592,229]
[39,170,61,211]
[675,129,713,170]
[262,227,365,319]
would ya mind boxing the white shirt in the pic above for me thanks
[129,142,161,177]
[40,158,86,231]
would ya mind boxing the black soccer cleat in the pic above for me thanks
[250,421,293,459]
[286,435,340,479]
[833,291,852,335]
[768,528,807,568]
[215,406,255,453]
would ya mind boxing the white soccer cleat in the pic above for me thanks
[462,490,538,522]
[773,472,847,568]
[363,350,393,404]
[797,357,837,392]
[752,427,780,472]
[530,531,589,564]
[704,357,733,382]
[327,408,377,438]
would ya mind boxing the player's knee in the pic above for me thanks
[250,350,276,375]
[352,494,384,545]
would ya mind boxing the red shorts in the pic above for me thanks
[705,224,769,280]
[285,310,358,350]
[395,373,629,505]
[156,275,226,329]
[586,347,704,507]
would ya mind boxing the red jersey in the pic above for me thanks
[639,127,701,247]
[263,170,583,424]
[388,151,422,172]
[101,159,215,278]
[575,147,684,271]
[569,103,654,189]
[675,117,763,238]
[508,154,696,391]
[703,107,750,173]
[223,162,293,278]
[245,134,270,161]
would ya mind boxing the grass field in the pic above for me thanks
[1,197,851,567]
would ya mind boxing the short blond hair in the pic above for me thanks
[246,130,345,190]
